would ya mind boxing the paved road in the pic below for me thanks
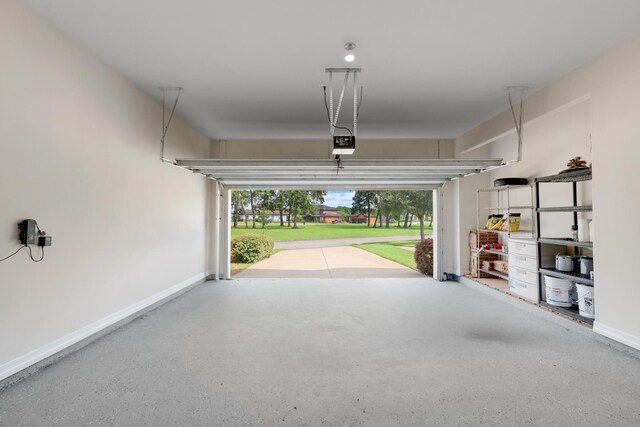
[235,246,423,279]
[274,234,421,250]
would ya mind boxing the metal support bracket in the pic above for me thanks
[324,68,363,139]
[159,86,183,163]
[506,86,526,163]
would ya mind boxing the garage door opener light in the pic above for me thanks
[344,42,356,62]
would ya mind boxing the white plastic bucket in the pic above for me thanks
[545,276,572,307]
[569,283,579,306]
[576,284,595,319]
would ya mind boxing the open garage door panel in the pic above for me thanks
[174,159,503,189]
[178,158,504,282]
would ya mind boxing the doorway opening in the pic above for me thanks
[225,189,438,279]
[174,157,503,282]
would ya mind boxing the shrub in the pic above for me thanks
[414,238,434,276]
[231,234,274,263]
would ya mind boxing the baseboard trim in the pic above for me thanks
[0,272,206,387]
[593,322,640,351]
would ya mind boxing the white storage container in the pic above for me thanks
[508,239,540,302]
[509,253,538,271]
[509,278,539,302]
[509,239,537,257]
[510,266,538,285]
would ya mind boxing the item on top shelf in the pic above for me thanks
[500,213,521,232]
[559,156,590,174]
[485,214,502,229]
[493,177,529,187]
[555,255,573,272]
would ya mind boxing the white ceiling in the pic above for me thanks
[23,0,640,140]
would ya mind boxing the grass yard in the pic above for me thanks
[352,240,418,270]
[232,223,431,242]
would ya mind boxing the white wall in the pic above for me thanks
[441,139,491,278]
[451,33,640,349]
[0,0,210,379]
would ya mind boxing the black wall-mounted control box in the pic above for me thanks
[38,236,52,247]
[18,219,37,245]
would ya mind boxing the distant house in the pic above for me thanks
[368,215,387,226]
[305,204,343,223]
[348,213,368,224]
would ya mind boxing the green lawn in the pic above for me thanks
[231,223,431,242]
[352,241,418,270]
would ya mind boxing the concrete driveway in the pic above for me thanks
[274,234,421,250]
[235,246,423,279]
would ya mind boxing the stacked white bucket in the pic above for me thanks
[545,276,572,307]
[544,276,594,318]
[576,283,595,318]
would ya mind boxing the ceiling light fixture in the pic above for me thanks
[344,42,356,62]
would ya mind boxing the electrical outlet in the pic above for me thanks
[38,236,52,247]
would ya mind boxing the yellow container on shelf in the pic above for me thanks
[499,213,521,232]
[485,214,502,229]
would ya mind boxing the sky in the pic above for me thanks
[324,190,355,208]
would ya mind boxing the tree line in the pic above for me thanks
[231,189,433,240]
[231,190,325,229]
[352,191,433,240]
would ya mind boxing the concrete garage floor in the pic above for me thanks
[1,279,639,426]
[235,246,423,279]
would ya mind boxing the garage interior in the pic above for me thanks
[1,0,640,425]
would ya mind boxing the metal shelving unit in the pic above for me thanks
[480,248,509,256]
[537,238,593,248]
[535,168,593,323]
[474,184,534,280]
[537,206,592,213]
[539,268,594,285]
[482,229,535,235]
[479,268,509,280]
[539,302,594,325]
